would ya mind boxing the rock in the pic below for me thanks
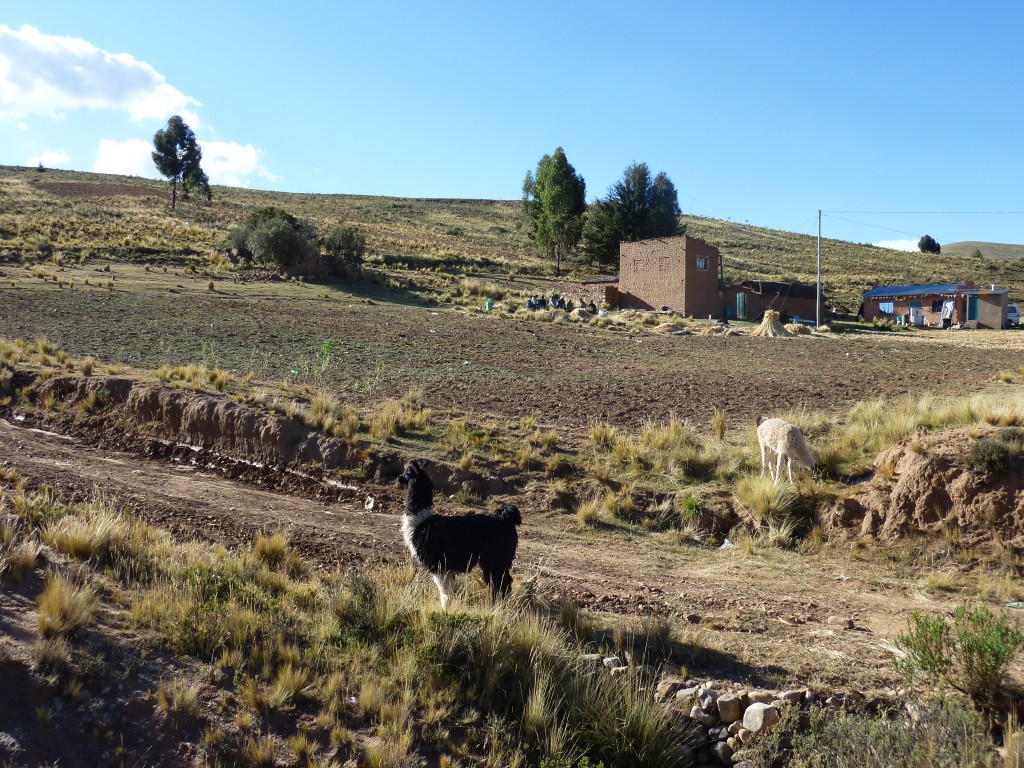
[609,665,629,677]
[690,705,718,727]
[603,655,624,669]
[743,702,779,734]
[656,677,687,700]
[737,727,754,744]
[727,736,740,751]
[826,693,847,708]
[717,692,742,723]
[676,686,700,701]
[727,720,744,736]
[580,653,603,667]
[710,741,733,765]
[685,612,702,623]
[708,725,730,741]
[699,687,720,710]
[827,616,854,629]
[747,690,775,705]
[804,688,817,706]
[780,688,806,704]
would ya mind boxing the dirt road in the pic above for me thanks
[0,416,963,690]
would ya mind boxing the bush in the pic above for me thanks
[895,602,1024,704]
[323,225,366,269]
[247,216,318,271]
[748,695,997,768]
[967,436,1013,478]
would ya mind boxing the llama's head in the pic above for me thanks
[397,460,433,513]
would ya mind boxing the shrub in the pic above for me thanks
[323,225,366,269]
[733,474,797,523]
[966,436,1012,478]
[36,572,98,638]
[895,602,1024,705]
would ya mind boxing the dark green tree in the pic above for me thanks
[522,147,587,276]
[582,163,683,267]
[226,207,318,271]
[918,234,941,254]
[152,115,208,209]
[323,224,367,270]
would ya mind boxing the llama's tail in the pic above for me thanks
[494,504,522,526]
[756,415,764,426]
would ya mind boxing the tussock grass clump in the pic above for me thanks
[36,572,98,638]
[155,676,203,721]
[733,474,798,523]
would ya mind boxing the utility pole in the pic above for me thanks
[816,209,822,328]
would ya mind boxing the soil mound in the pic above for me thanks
[822,428,1024,543]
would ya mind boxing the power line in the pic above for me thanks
[822,214,923,239]
[824,210,1024,215]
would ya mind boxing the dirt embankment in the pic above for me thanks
[824,429,1024,545]
[28,374,508,499]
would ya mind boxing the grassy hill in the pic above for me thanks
[3,164,1023,312]
[941,240,1024,261]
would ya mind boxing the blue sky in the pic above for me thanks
[2,1,1023,250]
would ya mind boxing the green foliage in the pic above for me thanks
[967,435,1016,478]
[522,147,587,275]
[152,115,208,209]
[895,602,1024,704]
[918,234,941,254]
[748,695,998,768]
[323,224,366,270]
[246,215,319,271]
[582,163,683,267]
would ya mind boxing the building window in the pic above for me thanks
[931,300,943,312]
[696,257,708,270]
[879,301,895,314]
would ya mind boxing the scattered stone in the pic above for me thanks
[708,725,729,741]
[690,705,718,728]
[780,688,806,704]
[676,686,700,701]
[743,702,779,734]
[727,736,740,751]
[656,677,686,700]
[699,687,720,710]
[580,653,603,667]
[717,692,742,723]
[737,727,754,744]
[659,662,682,676]
[609,665,629,677]
[826,693,847,708]
[827,616,854,629]
[685,612,702,623]
[747,690,775,705]
[603,655,624,669]
[727,720,744,736]
[710,741,733,765]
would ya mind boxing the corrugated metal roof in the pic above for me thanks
[862,283,963,298]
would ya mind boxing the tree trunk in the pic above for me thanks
[171,179,177,209]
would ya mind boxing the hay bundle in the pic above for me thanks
[785,323,811,335]
[751,310,794,338]
[697,324,745,337]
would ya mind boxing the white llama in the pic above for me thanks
[757,417,816,483]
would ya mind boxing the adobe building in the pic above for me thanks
[616,235,722,316]
[861,282,1008,329]
[722,280,823,322]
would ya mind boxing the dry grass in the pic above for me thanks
[36,572,98,638]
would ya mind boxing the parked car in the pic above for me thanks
[1008,304,1020,327]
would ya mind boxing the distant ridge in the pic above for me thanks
[942,241,1024,260]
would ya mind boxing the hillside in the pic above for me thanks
[942,240,1024,261]
[2,164,1023,312]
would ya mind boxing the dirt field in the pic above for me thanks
[2,262,1023,432]
[0,414,987,693]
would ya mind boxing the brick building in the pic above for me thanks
[616,235,722,316]
[722,280,823,322]
[861,282,1008,329]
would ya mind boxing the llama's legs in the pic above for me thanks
[786,455,794,483]
[759,441,767,475]
[774,451,784,484]
[432,573,455,609]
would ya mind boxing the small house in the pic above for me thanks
[722,280,823,322]
[861,281,1008,329]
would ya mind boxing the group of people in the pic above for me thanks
[525,294,598,314]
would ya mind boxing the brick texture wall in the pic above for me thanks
[618,235,722,316]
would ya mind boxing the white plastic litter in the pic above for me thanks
[719,538,735,549]
[364,496,375,511]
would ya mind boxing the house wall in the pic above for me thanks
[618,235,721,316]
[573,282,620,309]
[862,295,962,326]
[721,287,821,321]
[970,293,1008,329]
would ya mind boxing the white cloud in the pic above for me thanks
[874,239,918,252]
[200,140,281,186]
[92,138,157,177]
[26,149,69,167]
[16,121,26,130]
[0,24,199,124]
